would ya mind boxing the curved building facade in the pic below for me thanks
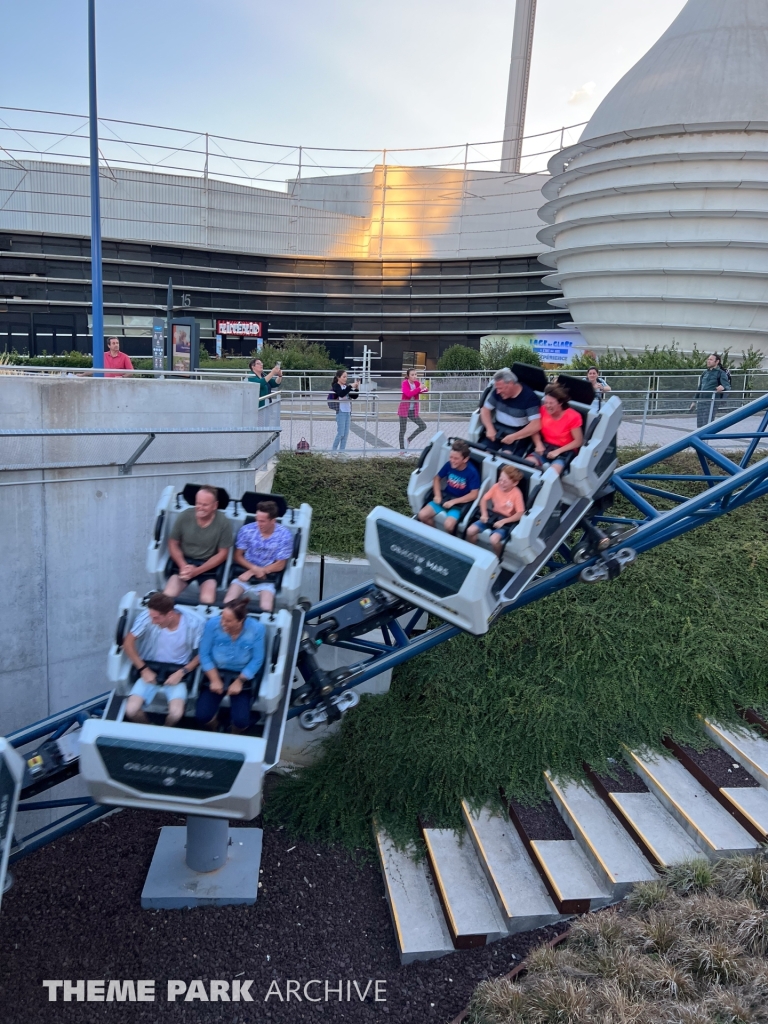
[0,159,566,369]
[538,0,768,358]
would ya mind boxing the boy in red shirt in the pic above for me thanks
[466,463,525,557]
[527,384,584,475]
[104,337,134,377]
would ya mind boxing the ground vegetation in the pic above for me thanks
[567,343,764,373]
[468,854,768,1024]
[267,451,768,855]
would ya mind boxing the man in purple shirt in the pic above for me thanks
[224,500,294,611]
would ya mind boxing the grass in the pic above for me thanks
[273,452,416,557]
[467,854,768,1023]
[266,451,768,853]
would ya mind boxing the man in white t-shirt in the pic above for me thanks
[123,592,203,726]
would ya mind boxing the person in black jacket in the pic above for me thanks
[330,368,360,452]
[690,353,731,427]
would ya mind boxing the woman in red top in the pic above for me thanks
[398,368,429,453]
[527,384,584,476]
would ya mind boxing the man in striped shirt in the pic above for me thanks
[479,368,541,458]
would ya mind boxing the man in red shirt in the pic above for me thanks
[103,337,134,378]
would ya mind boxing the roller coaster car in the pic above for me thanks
[365,371,623,634]
[146,483,312,609]
[108,592,293,720]
[466,363,622,500]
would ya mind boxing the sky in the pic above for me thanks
[0,0,688,162]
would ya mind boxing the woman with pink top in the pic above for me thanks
[398,368,429,453]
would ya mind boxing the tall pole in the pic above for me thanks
[166,277,174,371]
[88,0,104,370]
[500,0,537,174]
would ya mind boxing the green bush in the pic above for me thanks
[1,349,94,368]
[567,343,764,373]
[273,453,415,556]
[437,344,484,371]
[481,338,542,371]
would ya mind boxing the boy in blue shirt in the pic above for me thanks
[417,439,480,535]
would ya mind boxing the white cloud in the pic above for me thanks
[568,81,597,105]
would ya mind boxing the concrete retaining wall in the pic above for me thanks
[0,376,279,733]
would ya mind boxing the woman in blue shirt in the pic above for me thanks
[196,598,266,732]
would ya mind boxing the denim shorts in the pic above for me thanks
[473,519,512,542]
[428,501,463,520]
[230,578,276,598]
[129,678,188,706]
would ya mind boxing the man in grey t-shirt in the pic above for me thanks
[164,485,233,604]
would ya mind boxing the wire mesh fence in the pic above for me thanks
[279,389,768,457]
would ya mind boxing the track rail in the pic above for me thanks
[7,393,768,858]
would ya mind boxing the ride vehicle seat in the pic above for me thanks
[162,483,232,603]
[469,363,548,453]
[226,492,300,609]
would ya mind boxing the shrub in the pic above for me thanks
[437,344,483,371]
[481,337,542,371]
[1,349,94,368]
[256,336,339,371]
[567,342,764,373]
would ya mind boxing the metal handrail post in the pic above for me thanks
[639,392,650,446]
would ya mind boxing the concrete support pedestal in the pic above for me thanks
[141,816,262,909]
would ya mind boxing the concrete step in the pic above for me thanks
[544,773,657,896]
[720,787,768,841]
[422,827,509,948]
[604,792,704,867]
[626,748,760,858]
[664,736,768,843]
[374,828,453,965]
[703,719,768,791]
[460,801,563,934]
[527,839,613,915]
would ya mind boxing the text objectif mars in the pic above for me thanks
[42,979,388,1003]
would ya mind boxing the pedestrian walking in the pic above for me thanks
[398,368,429,453]
[690,353,731,427]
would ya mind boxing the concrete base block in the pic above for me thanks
[141,826,263,909]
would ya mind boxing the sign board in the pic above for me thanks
[480,331,585,366]
[168,318,200,373]
[0,739,24,912]
[216,320,263,338]
[79,720,267,820]
[376,519,474,599]
[151,318,165,371]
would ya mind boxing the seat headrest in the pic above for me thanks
[182,484,230,509]
[241,491,288,517]
[512,363,548,393]
[556,374,596,407]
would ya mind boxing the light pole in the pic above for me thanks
[88,0,104,371]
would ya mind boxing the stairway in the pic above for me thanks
[376,717,768,964]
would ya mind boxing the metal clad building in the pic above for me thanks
[0,159,568,369]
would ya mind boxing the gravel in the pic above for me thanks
[592,760,649,794]
[676,744,760,789]
[507,797,573,842]
[0,792,568,1024]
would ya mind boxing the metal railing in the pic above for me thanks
[0,423,281,483]
[278,388,768,455]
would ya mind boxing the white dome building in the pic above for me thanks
[537,0,768,359]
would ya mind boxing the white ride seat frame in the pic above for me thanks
[108,593,292,718]
[146,485,311,610]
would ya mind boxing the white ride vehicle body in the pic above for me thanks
[365,367,623,635]
[146,483,311,610]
